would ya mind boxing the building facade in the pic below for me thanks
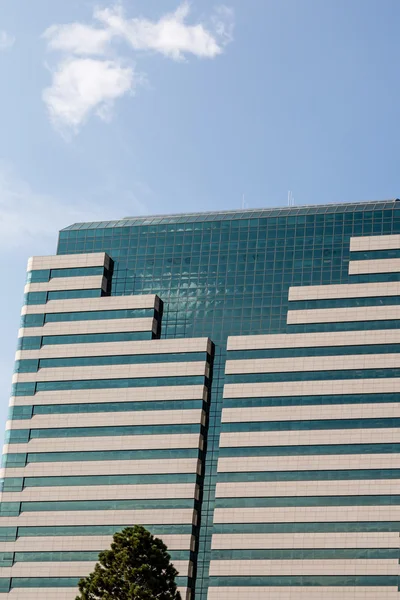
[1,200,400,598]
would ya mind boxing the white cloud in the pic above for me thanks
[0,30,15,50]
[42,2,234,134]
[43,22,112,56]
[42,57,134,133]
[95,2,233,61]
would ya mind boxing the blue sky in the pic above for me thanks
[0,0,399,441]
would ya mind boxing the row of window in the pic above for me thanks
[289,296,400,310]
[0,524,194,541]
[0,498,197,515]
[228,344,400,360]
[15,351,208,373]
[1,448,200,467]
[208,575,397,587]
[13,375,206,396]
[5,422,203,443]
[227,368,400,383]
[26,266,106,284]
[9,399,205,420]
[0,549,190,565]
[288,319,400,333]
[214,495,400,508]
[216,469,400,483]
[0,576,188,590]
[1,472,198,492]
[221,417,400,432]
[24,289,102,305]
[210,548,400,560]
[21,308,156,328]
[222,393,400,409]
[17,331,153,350]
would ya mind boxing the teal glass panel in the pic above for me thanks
[223,393,400,408]
[44,308,154,322]
[222,417,400,432]
[16,337,41,350]
[12,549,190,562]
[21,472,196,487]
[1,453,27,467]
[50,266,104,278]
[26,270,50,283]
[8,399,203,420]
[350,249,400,259]
[211,548,400,560]
[208,575,397,586]
[47,289,102,300]
[14,360,39,374]
[26,448,199,463]
[20,314,44,328]
[219,443,400,457]
[226,368,400,383]
[17,524,193,536]
[289,296,400,309]
[10,576,188,588]
[37,351,207,369]
[228,345,400,359]
[19,498,195,511]
[215,495,400,507]
[41,331,153,344]
[288,320,400,332]
[6,423,201,442]
[32,375,204,393]
[217,469,400,482]
[24,292,47,305]
[0,529,16,541]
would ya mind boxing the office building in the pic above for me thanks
[1,200,400,599]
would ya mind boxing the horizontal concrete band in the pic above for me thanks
[2,458,201,478]
[2,432,203,453]
[216,480,400,498]
[18,318,155,338]
[349,257,400,275]
[289,281,400,301]
[287,305,400,324]
[213,506,400,523]
[0,588,190,600]
[1,483,199,502]
[0,509,197,526]
[211,531,400,550]
[227,329,400,350]
[27,253,110,272]
[223,378,400,399]
[207,587,400,600]
[225,354,400,375]
[0,560,191,578]
[0,589,190,600]
[219,428,400,448]
[209,559,399,576]
[10,385,208,406]
[0,534,194,552]
[6,408,205,431]
[350,233,400,252]
[21,294,159,316]
[217,453,400,472]
[24,275,107,294]
[13,361,208,384]
[16,337,211,360]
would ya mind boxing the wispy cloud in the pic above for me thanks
[42,2,234,134]
[0,165,148,248]
[0,30,15,51]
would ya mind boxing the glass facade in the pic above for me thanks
[56,201,400,598]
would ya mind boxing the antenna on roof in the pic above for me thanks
[288,191,295,207]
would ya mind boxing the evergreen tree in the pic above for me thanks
[75,525,182,600]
